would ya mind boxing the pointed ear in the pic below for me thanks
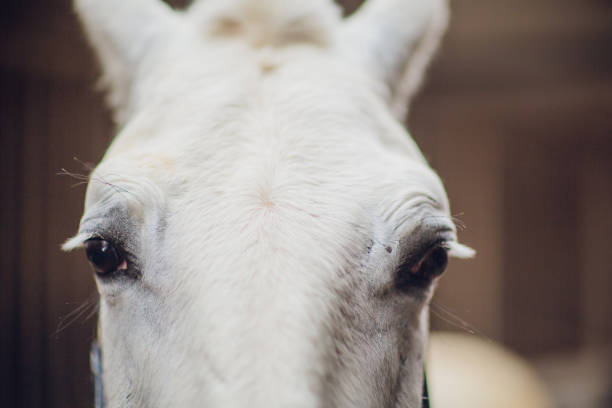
[340,0,449,119]
[74,0,179,123]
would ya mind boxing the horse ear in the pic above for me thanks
[341,0,448,120]
[74,0,179,124]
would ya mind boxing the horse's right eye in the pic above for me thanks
[85,239,125,277]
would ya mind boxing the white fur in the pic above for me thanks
[68,1,472,407]
[340,0,449,118]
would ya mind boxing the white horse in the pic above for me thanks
[64,0,475,406]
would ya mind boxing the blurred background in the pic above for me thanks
[1,0,611,406]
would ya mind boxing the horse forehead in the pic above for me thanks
[90,53,439,214]
[107,47,422,162]
[95,129,431,211]
[103,91,422,175]
[90,124,440,224]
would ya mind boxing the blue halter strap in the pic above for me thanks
[90,341,105,408]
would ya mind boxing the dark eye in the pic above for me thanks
[396,243,448,290]
[85,239,125,276]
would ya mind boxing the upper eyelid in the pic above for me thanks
[64,212,134,252]
[63,229,118,251]
[397,224,454,251]
[63,231,98,251]
[397,236,450,267]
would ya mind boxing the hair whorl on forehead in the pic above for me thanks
[189,0,342,47]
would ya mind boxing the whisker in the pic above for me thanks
[83,301,100,322]
[430,301,493,342]
[450,212,467,231]
[57,168,89,181]
[73,156,96,172]
[421,214,466,232]
[58,166,134,197]
[52,293,99,339]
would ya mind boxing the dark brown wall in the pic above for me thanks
[411,0,612,356]
[1,0,611,406]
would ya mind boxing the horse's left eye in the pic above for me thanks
[412,245,448,279]
[85,239,125,276]
[396,243,448,290]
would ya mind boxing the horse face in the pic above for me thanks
[65,1,472,406]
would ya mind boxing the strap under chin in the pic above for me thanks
[90,340,105,408]
[422,369,430,408]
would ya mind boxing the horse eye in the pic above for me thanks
[412,245,448,279]
[396,243,449,290]
[85,239,124,276]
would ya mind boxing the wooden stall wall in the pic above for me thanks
[1,0,611,407]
